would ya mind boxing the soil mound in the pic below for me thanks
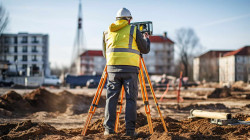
[180,103,228,110]
[0,88,106,115]
[1,113,249,140]
[82,113,250,140]
[233,113,250,121]
[24,88,61,112]
[0,120,67,140]
[23,88,106,114]
[208,88,231,98]
[0,91,32,113]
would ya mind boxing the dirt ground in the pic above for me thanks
[0,83,249,140]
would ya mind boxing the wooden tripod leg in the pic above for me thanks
[81,66,108,136]
[141,58,168,132]
[138,63,154,134]
[114,86,125,133]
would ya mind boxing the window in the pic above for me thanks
[167,51,171,55]
[237,66,242,72]
[32,55,37,61]
[4,46,9,53]
[22,46,28,52]
[32,36,39,43]
[32,64,39,74]
[22,55,27,61]
[14,46,18,53]
[4,37,9,43]
[22,64,27,69]
[14,55,18,61]
[14,37,18,44]
[21,36,28,43]
[32,46,37,52]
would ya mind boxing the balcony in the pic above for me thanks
[21,41,28,44]
[32,40,39,43]
[32,49,38,53]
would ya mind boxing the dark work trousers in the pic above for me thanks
[103,72,138,133]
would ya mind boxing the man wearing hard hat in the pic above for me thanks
[102,8,150,136]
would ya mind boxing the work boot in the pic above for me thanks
[125,131,138,137]
[104,130,115,136]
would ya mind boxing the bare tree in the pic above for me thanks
[0,4,9,62]
[0,4,9,35]
[175,28,202,77]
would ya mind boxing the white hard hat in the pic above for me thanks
[116,8,132,20]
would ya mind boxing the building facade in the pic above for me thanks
[80,50,106,75]
[144,32,175,75]
[219,46,250,83]
[0,32,50,77]
[193,50,231,82]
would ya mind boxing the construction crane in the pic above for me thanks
[70,0,88,75]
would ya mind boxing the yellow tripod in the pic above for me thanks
[81,56,168,136]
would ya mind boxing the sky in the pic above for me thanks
[1,0,250,67]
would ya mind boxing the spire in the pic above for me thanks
[70,0,85,75]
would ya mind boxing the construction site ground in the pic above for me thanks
[0,83,249,139]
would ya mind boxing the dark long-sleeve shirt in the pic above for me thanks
[103,28,150,73]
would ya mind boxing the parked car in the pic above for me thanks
[65,74,103,88]
[0,80,14,87]
[43,76,61,87]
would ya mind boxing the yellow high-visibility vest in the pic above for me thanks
[106,20,140,67]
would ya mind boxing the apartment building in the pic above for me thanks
[219,46,250,83]
[0,32,50,77]
[144,32,175,75]
[193,50,231,82]
[80,50,106,75]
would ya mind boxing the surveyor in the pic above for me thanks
[102,8,150,136]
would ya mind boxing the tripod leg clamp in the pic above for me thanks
[117,102,122,105]
[91,104,98,107]
[144,101,149,106]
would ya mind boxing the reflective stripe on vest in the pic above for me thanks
[128,26,135,48]
[106,48,140,55]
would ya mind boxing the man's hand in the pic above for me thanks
[143,32,149,39]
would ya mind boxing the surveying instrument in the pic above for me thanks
[81,21,168,135]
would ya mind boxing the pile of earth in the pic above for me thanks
[231,81,250,92]
[208,87,231,98]
[0,112,249,140]
[156,103,229,111]
[0,120,67,140]
[0,88,106,116]
[179,103,229,111]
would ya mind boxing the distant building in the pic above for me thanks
[80,50,106,75]
[0,32,50,78]
[193,50,232,82]
[144,32,175,75]
[219,46,250,83]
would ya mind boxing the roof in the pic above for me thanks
[197,50,232,58]
[223,46,250,57]
[81,50,103,56]
[149,36,174,44]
